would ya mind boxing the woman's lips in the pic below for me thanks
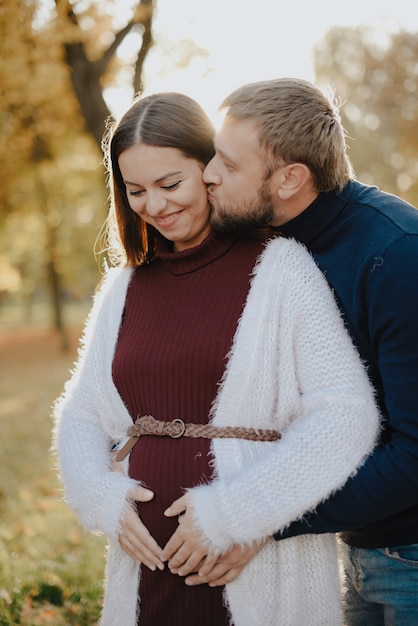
[154,211,183,227]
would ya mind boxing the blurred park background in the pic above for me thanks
[1,0,417,623]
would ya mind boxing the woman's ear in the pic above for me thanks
[275,163,312,200]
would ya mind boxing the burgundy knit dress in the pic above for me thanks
[112,230,264,625]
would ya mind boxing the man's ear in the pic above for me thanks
[275,163,312,200]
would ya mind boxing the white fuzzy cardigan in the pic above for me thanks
[53,237,379,626]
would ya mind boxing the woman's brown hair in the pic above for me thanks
[102,92,215,266]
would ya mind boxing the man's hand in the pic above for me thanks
[163,493,218,576]
[118,485,165,572]
[185,540,267,587]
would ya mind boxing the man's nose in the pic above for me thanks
[203,158,221,185]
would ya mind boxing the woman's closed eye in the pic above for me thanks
[161,180,182,191]
[127,180,182,196]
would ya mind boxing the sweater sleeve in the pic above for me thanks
[189,243,381,552]
[52,268,138,540]
[279,234,418,540]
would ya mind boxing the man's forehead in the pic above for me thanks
[215,116,260,156]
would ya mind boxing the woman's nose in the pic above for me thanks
[146,191,168,215]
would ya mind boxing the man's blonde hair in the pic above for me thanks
[220,78,354,192]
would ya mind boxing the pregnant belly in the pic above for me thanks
[128,435,213,546]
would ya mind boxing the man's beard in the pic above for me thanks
[209,181,275,234]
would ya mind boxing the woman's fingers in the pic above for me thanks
[118,488,165,571]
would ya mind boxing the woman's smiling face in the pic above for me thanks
[119,144,212,251]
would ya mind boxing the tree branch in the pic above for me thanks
[134,0,154,93]
[56,0,155,147]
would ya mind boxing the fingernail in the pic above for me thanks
[148,564,156,571]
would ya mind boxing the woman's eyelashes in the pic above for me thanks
[161,180,182,190]
[127,180,183,196]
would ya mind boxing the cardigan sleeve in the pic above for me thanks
[189,242,381,552]
[52,268,138,541]
[279,233,418,541]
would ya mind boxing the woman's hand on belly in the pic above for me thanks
[163,493,216,576]
[118,485,166,572]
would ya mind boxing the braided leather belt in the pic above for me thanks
[114,414,281,462]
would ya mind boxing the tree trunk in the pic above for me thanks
[64,42,111,147]
[46,218,69,351]
[60,0,155,148]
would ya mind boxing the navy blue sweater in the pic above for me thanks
[277,180,418,548]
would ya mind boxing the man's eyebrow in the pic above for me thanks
[214,146,236,166]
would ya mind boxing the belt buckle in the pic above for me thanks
[170,418,186,438]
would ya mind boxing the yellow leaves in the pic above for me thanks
[21,595,62,625]
[0,256,21,293]
[315,27,418,205]
[67,528,83,547]
[0,311,105,625]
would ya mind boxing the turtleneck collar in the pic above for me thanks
[154,228,238,276]
[278,181,354,247]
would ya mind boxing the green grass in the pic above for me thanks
[0,318,106,625]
